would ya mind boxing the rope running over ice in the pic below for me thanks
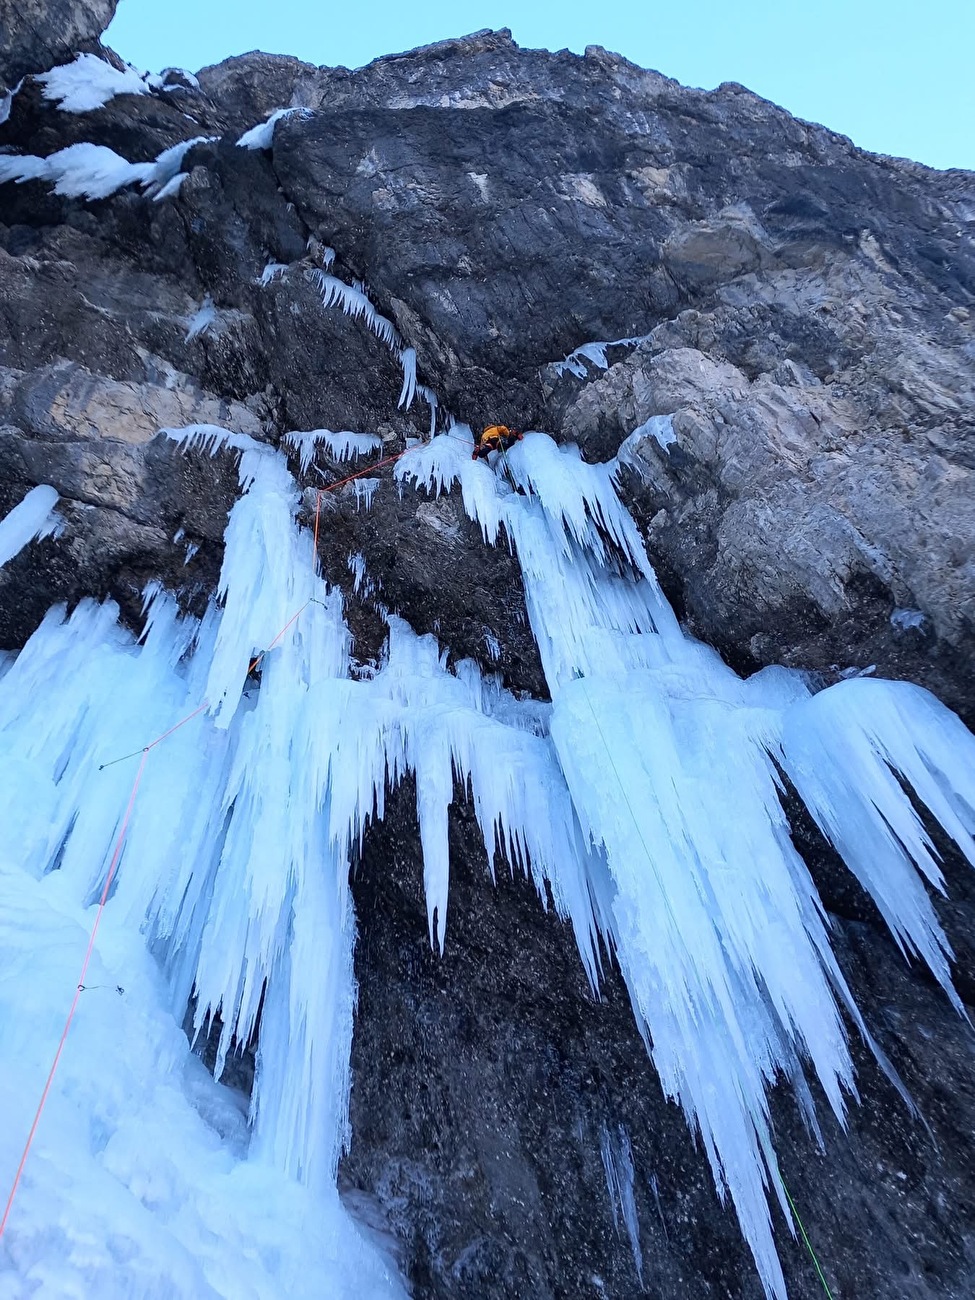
[0,425,490,1239]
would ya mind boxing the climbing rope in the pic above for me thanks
[2,424,496,1239]
[0,746,150,1240]
[1,461,336,1237]
[782,1177,837,1299]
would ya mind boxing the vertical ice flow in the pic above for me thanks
[397,427,975,1299]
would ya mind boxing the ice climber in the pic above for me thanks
[472,424,523,460]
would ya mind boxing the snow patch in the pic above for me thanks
[237,107,308,150]
[260,262,289,287]
[553,335,649,380]
[36,54,152,114]
[0,137,208,202]
[185,296,216,343]
[626,413,677,453]
[890,607,926,631]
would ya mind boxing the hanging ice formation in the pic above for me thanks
[0,416,973,1299]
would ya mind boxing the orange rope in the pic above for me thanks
[0,747,150,1241]
[319,448,408,494]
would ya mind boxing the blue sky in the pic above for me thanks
[104,0,974,170]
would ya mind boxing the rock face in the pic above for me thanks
[1,16,975,1300]
[270,36,975,721]
[0,0,119,93]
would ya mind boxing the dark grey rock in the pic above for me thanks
[0,0,118,92]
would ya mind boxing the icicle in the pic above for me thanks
[0,485,60,567]
[397,347,417,409]
[314,273,401,350]
[418,385,438,437]
[600,1124,643,1284]
[284,429,382,474]
[778,677,975,1009]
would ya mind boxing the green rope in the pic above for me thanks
[781,1178,837,1300]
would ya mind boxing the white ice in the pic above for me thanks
[0,484,59,568]
[284,429,383,474]
[36,54,151,114]
[1,405,973,1300]
[0,137,207,202]
[397,426,975,1299]
[185,296,216,343]
[236,107,307,151]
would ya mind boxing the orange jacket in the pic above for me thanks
[472,426,522,460]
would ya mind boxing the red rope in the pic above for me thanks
[319,448,409,495]
[0,747,150,1241]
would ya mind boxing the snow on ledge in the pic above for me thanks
[552,334,650,380]
[36,54,154,114]
[237,107,310,150]
[185,297,216,343]
[0,137,209,202]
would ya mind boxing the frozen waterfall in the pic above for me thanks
[0,428,972,1299]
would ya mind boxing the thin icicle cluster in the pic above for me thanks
[308,272,438,434]
[314,273,401,350]
[283,429,383,474]
[162,424,268,458]
[600,1125,643,1284]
